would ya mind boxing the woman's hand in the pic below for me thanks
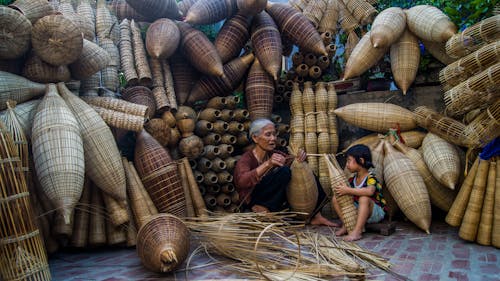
[268,152,286,167]
[295,149,307,163]
[334,183,350,196]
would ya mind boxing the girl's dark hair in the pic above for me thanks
[345,144,374,169]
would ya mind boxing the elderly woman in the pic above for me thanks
[233,118,335,226]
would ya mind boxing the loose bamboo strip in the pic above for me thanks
[90,105,145,132]
[459,159,490,241]
[182,157,209,218]
[476,160,496,245]
[130,19,152,87]
[162,60,178,111]
[119,19,138,86]
[445,157,480,226]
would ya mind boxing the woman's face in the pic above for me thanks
[253,124,277,152]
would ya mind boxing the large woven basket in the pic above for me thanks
[287,147,318,218]
[215,13,252,64]
[370,7,406,49]
[58,83,127,202]
[266,2,327,56]
[69,39,111,80]
[31,14,83,66]
[383,141,431,233]
[177,21,224,77]
[390,29,420,95]
[31,84,85,225]
[134,130,187,217]
[122,86,157,120]
[185,0,238,25]
[245,58,274,121]
[421,133,461,190]
[0,6,32,60]
[343,32,388,80]
[146,18,180,60]
[0,71,45,111]
[251,11,282,80]
[9,0,53,24]
[137,214,190,273]
[406,5,457,43]
[334,102,417,133]
[22,52,71,83]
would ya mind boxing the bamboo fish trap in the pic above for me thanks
[122,86,157,120]
[318,0,339,34]
[390,29,420,94]
[251,11,283,80]
[421,39,457,65]
[96,0,115,39]
[137,214,190,273]
[146,18,180,60]
[8,0,53,24]
[69,39,111,80]
[421,133,461,190]
[383,141,431,233]
[343,0,378,25]
[338,1,359,33]
[178,0,198,16]
[370,7,406,49]
[287,145,318,218]
[237,0,267,16]
[0,6,32,60]
[334,102,417,133]
[215,13,252,64]
[119,19,138,86]
[443,62,500,117]
[406,5,457,43]
[81,96,148,118]
[245,58,275,121]
[130,20,152,87]
[343,32,388,80]
[90,105,146,132]
[170,52,200,105]
[0,99,39,139]
[439,41,500,91]
[302,0,327,28]
[476,159,496,246]
[125,0,181,21]
[0,121,51,281]
[22,52,71,83]
[445,15,500,59]
[266,2,327,56]
[463,100,500,148]
[413,106,477,148]
[185,0,238,25]
[324,154,358,233]
[0,71,45,111]
[58,83,127,203]
[32,84,85,224]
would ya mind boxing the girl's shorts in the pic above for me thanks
[354,202,385,223]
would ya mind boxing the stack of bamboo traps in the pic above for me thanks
[184,212,394,280]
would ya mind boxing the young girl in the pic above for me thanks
[332,144,387,241]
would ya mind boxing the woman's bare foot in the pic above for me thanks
[335,226,347,236]
[251,204,269,213]
[310,213,340,227]
[344,231,363,242]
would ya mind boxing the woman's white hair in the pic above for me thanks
[249,118,275,139]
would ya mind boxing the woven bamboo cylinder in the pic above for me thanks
[91,105,145,132]
[314,82,327,112]
[88,185,107,246]
[334,102,417,132]
[162,61,177,112]
[393,141,456,212]
[459,159,490,241]
[445,15,500,59]
[444,62,500,118]
[304,113,317,133]
[146,19,180,60]
[309,66,322,79]
[237,0,267,15]
[81,96,147,117]
[245,58,274,121]
[215,13,252,64]
[221,133,237,145]
[177,22,224,77]
[317,55,330,71]
[326,82,337,112]
[216,192,231,207]
[0,120,51,280]
[422,133,461,190]
[318,0,339,34]
[251,11,282,80]
[134,130,187,217]
[476,160,496,245]
[343,0,377,25]
[77,0,95,34]
[390,29,420,94]
[344,32,388,80]
[292,52,304,67]
[203,145,221,160]
[185,0,238,25]
[188,53,254,104]
[413,106,477,148]
[266,2,327,56]
[492,160,500,248]
[217,171,233,184]
[130,20,152,87]
[302,0,327,28]
[124,159,157,228]
[119,19,138,86]
[290,114,305,134]
[302,81,315,113]
[406,5,457,43]
[383,141,431,233]
[321,31,333,45]
[421,39,457,65]
[338,1,359,32]
[287,145,318,218]
[440,41,500,91]
[295,64,309,77]
[32,84,84,225]
[8,0,53,24]
[0,7,32,60]
[445,157,479,226]
[224,156,238,172]
[108,0,148,21]
[32,14,83,66]
[316,112,329,133]
[126,0,180,21]
[122,86,157,120]
[370,7,406,49]
[145,118,171,146]
[463,100,500,148]
[227,121,244,135]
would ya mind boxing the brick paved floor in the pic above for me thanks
[48,219,499,281]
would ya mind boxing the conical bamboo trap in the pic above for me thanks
[421,133,461,190]
[370,7,406,49]
[22,52,71,83]
[406,5,457,43]
[343,0,377,25]
[318,0,339,34]
[0,71,45,111]
[343,30,359,64]
[334,102,417,133]
[122,86,157,120]
[343,32,388,80]
[0,99,39,139]
[185,0,238,25]
[476,159,496,246]
[146,18,180,60]
[302,0,327,28]
[287,145,318,218]
[251,11,282,80]
[443,62,500,117]
[215,13,252,64]
[81,96,148,118]
[0,6,32,60]
[390,29,420,94]
[439,41,500,91]
[125,0,180,21]
[69,39,111,80]
[421,39,457,65]
[245,58,275,121]
[108,0,149,22]
[445,15,500,59]
[338,1,360,32]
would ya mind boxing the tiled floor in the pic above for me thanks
[48,218,500,281]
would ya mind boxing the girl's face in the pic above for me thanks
[345,155,363,173]
[253,124,277,152]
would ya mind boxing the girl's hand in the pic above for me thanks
[334,183,350,196]
[296,149,307,162]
